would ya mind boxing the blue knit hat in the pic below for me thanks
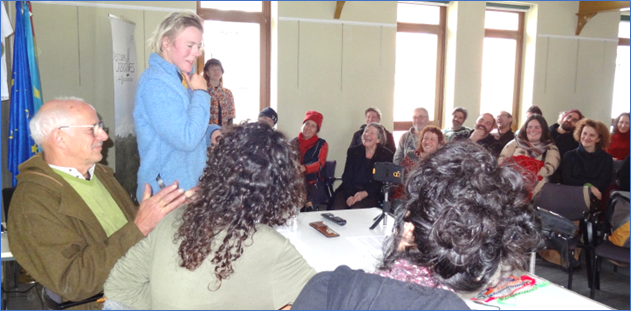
[258,107,278,125]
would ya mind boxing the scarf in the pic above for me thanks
[296,132,319,161]
[376,259,453,292]
[515,136,554,159]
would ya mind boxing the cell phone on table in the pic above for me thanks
[309,221,340,238]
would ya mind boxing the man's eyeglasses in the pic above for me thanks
[58,121,105,137]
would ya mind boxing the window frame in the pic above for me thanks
[612,19,630,126]
[196,2,271,110]
[394,4,447,131]
[482,9,525,131]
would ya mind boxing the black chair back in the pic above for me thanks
[2,187,15,224]
[323,160,337,200]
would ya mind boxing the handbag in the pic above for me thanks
[536,206,577,239]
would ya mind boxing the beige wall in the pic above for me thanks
[276,1,397,177]
[443,1,620,129]
[4,1,624,180]
[528,1,619,126]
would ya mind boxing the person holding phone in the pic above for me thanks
[134,11,211,200]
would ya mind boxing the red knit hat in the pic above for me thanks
[562,109,584,121]
[303,111,324,131]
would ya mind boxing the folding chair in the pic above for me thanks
[589,191,630,299]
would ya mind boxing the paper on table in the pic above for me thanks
[347,236,388,272]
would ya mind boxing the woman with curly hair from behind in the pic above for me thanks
[292,141,543,310]
[104,122,316,309]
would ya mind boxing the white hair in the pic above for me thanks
[29,96,94,149]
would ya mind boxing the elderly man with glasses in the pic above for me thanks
[8,97,188,309]
[393,107,429,165]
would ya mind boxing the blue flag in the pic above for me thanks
[8,1,37,186]
[24,1,42,113]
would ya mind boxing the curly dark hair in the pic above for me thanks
[379,141,543,293]
[573,118,611,150]
[175,122,305,288]
[415,125,444,154]
[517,114,553,144]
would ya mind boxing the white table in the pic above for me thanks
[277,209,612,310]
[276,208,393,273]
[1,233,13,262]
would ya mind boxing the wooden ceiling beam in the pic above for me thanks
[334,1,345,19]
[576,1,630,35]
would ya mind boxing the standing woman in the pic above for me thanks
[204,58,235,126]
[294,111,328,211]
[330,123,394,210]
[607,112,630,160]
[134,11,210,200]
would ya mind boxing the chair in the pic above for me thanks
[322,160,340,206]
[589,191,630,299]
[3,188,103,309]
[2,187,15,225]
[42,288,104,310]
[533,183,595,289]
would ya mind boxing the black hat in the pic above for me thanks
[258,107,278,125]
[204,58,224,74]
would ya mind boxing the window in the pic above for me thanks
[611,18,630,122]
[480,8,524,130]
[393,2,446,143]
[197,1,270,124]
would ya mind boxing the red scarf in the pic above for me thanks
[297,132,319,161]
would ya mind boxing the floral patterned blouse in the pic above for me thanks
[208,82,235,126]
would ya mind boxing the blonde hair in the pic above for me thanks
[148,11,203,55]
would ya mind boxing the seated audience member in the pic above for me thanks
[526,105,543,119]
[442,106,471,142]
[104,122,316,310]
[258,107,278,128]
[349,107,396,153]
[8,98,187,308]
[394,107,429,164]
[294,111,328,211]
[607,112,630,160]
[453,113,502,157]
[549,109,583,159]
[394,126,445,199]
[330,123,394,210]
[498,114,560,198]
[494,111,515,148]
[515,106,543,136]
[292,141,542,310]
[561,118,613,202]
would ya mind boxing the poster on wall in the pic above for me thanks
[109,14,140,201]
